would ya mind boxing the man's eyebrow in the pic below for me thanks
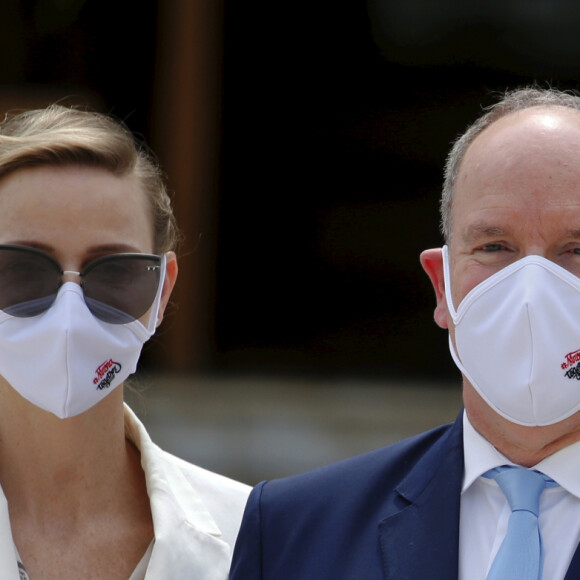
[460,223,507,243]
[568,229,580,239]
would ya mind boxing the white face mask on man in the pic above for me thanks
[443,245,580,427]
[0,256,165,419]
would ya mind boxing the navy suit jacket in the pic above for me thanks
[230,412,580,579]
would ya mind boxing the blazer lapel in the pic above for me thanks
[379,412,464,580]
[126,406,234,580]
[564,543,580,579]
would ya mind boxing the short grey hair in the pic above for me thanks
[441,87,580,241]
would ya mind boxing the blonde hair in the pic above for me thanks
[0,104,180,253]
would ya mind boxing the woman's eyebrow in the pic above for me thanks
[84,243,143,255]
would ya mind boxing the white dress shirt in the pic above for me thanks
[459,412,580,580]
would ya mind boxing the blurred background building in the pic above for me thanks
[1,0,579,483]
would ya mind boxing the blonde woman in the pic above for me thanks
[0,105,249,579]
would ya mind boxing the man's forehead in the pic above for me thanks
[466,105,580,154]
[455,106,580,194]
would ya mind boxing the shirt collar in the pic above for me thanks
[462,411,512,493]
[462,411,580,499]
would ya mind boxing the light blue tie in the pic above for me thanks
[484,466,557,580]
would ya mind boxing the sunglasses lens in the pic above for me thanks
[0,247,162,323]
[82,255,162,324]
[0,247,59,317]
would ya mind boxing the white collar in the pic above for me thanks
[123,404,232,579]
[124,404,224,536]
[462,411,580,499]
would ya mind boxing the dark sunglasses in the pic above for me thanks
[0,244,163,324]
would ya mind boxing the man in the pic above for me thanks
[230,87,580,579]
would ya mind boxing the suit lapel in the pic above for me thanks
[564,542,580,579]
[379,412,464,580]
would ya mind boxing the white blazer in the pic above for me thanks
[0,405,251,579]
[125,405,251,579]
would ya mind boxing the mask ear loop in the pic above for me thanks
[441,245,480,398]
[442,245,460,323]
[144,253,167,335]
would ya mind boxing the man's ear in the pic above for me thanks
[157,251,178,327]
[420,248,449,329]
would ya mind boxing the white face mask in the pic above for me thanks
[443,245,580,426]
[0,262,165,419]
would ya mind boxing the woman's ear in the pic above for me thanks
[419,248,449,329]
[157,251,178,327]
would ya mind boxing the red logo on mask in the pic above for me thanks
[93,359,122,390]
[562,349,580,370]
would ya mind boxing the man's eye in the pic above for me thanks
[573,248,580,255]
[482,244,504,252]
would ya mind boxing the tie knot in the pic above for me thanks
[484,466,555,516]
